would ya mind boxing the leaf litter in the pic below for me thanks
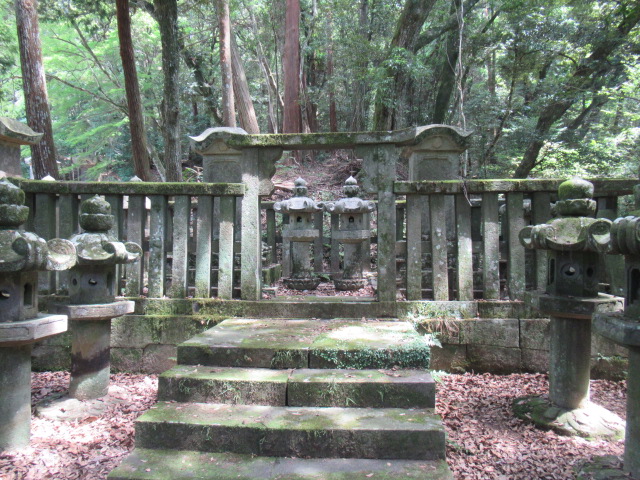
[0,371,626,479]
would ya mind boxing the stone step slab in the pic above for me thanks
[157,366,435,408]
[157,365,289,405]
[288,368,435,408]
[176,319,431,370]
[108,448,454,480]
[135,402,445,460]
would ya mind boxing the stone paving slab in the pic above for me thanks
[288,368,435,408]
[108,448,454,480]
[135,402,445,460]
[157,365,289,405]
[176,319,431,370]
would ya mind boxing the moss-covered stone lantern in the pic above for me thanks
[274,178,322,290]
[0,179,76,450]
[516,177,625,438]
[54,195,141,400]
[324,177,375,290]
[593,208,640,476]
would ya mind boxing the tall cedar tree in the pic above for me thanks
[15,0,59,179]
[218,0,235,127]
[282,0,301,133]
[153,0,182,181]
[116,0,151,180]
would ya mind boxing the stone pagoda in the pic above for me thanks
[516,177,625,438]
[274,178,323,290]
[324,177,375,290]
[0,179,76,449]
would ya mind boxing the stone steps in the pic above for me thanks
[108,449,453,480]
[109,318,452,479]
[134,402,445,460]
[158,365,435,408]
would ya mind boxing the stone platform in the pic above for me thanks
[109,318,452,479]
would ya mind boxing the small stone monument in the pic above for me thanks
[516,177,625,438]
[324,177,375,290]
[274,178,322,290]
[593,204,640,476]
[55,195,141,400]
[0,179,76,449]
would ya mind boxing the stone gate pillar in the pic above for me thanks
[191,128,283,300]
[0,118,42,177]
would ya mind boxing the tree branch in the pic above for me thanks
[45,74,128,114]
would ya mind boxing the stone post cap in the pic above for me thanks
[0,117,43,146]
[273,178,323,214]
[608,215,640,256]
[519,177,610,253]
[323,177,375,214]
[0,180,76,272]
[70,196,142,266]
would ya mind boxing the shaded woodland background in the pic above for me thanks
[2,0,639,182]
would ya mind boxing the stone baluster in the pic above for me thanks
[324,177,375,291]
[516,177,625,438]
[0,179,76,450]
[593,198,640,476]
[274,178,322,290]
[54,195,141,400]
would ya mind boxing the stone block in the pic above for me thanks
[110,347,144,372]
[427,344,467,373]
[31,345,71,371]
[142,344,177,374]
[521,349,549,373]
[520,318,550,350]
[461,318,520,348]
[476,301,527,319]
[111,315,212,349]
[590,356,628,381]
[466,345,522,373]
[591,333,628,358]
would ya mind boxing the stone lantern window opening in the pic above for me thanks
[23,283,33,307]
[629,268,640,306]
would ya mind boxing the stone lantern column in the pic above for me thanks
[516,177,625,438]
[593,209,640,476]
[0,179,76,450]
[54,195,141,400]
[324,177,375,291]
[274,178,322,290]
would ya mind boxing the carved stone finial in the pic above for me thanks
[79,195,114,232]
[293,177,308,197]
[0,179,29,228]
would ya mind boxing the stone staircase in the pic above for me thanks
[109,318,453,480]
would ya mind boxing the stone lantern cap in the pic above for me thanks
[70,195,141,266]
[323,177,376,215]
[273,178,323,214]
[519,177,610,253]
[0,117,43,146]
[0,179,76,273]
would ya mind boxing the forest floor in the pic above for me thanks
[0,371,627,480]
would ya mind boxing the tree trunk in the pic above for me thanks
[231,35,259,133]
[513,2,640,178]
[15,0,58,179]
[217,0,235,127]
[116,0,151,181]
[282,0,301,133]
[349,0,370,131]
[431,0,461,124]
[153,0,182,181]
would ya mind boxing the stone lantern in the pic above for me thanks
[0,179,76,449]
[324,177,375,290]
[55,195,141,400]
[516,177,625,438]
[274,178,322,290]
[593,210,640,476]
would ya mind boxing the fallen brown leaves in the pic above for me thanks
[0,371,626,479]
[438,373,626,480]
[0,372,157,480]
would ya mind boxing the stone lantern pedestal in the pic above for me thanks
[54,195,140,400]
[324,177,375,291]
[274,178,322,291]
[593,214,640,476]
[516,177,625,439]
[0,179,76,450]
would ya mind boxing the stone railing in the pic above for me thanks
[11,179,244,300]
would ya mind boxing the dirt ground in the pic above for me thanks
[0,371,627,480]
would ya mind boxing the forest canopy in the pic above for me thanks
[1,0,639,181]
